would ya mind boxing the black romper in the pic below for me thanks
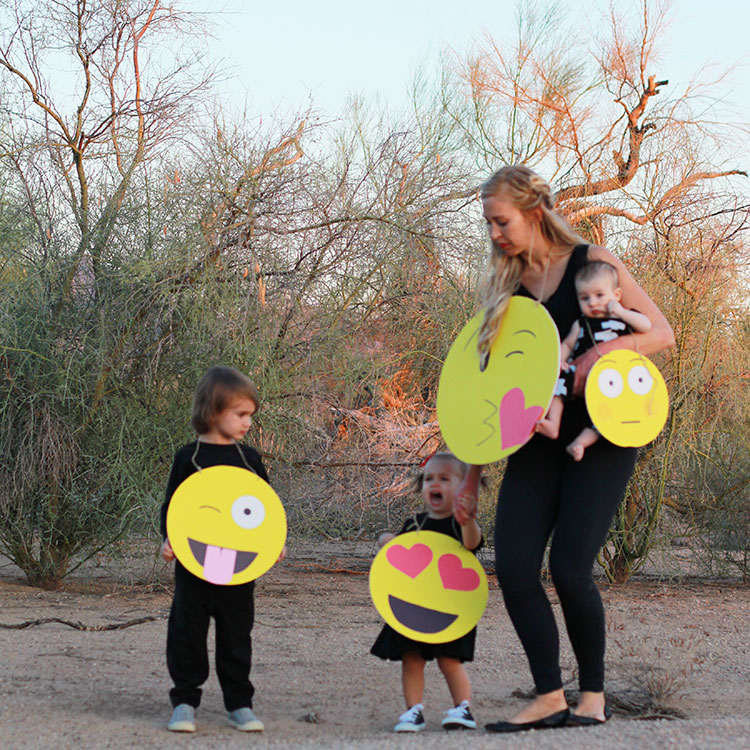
[496,244,638,694]
[370,513,483,663]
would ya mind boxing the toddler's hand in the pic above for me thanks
[277,544,287,563]
[160,538,175,562]
[455,495,478,526]
[377,532,396,548]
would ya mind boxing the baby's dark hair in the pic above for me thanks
[413,452,469,492]
[575,260,619,290]
[192,366,260,434]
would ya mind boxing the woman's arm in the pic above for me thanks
[571,246,675,394]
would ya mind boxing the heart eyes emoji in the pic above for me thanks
[386,543,480,591]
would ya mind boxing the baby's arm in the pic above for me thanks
[608,300,653,333]
[560,320,580,369]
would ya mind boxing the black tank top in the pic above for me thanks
[516,244,590,338]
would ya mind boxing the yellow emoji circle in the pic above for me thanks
[585,349,669,447]
[166,465,287,585]
[369,531,488,643]
[437,296,560,464]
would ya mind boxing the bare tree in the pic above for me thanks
[0,0,215,587]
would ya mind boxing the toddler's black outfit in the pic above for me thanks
[371,513,483,663]
[160,441,268,711]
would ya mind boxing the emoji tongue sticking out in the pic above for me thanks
[188,539,258,585]
[203,545,238,585]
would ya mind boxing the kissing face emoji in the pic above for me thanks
[585,349,669,447]
[437,296,560,464]
[369,531,488,643]
[166,465,287,585]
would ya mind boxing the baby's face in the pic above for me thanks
[576,276,621,318]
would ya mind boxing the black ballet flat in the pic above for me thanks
[485,708,570,733]
[567,705,612,726]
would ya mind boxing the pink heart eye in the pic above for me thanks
[386,543,432,579]
[438,554,480,591]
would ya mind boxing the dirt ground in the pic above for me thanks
[1,542,749,750]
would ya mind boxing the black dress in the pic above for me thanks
[370,513,483,663]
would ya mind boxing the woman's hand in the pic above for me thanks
[454,465,481,525]
[570,337,624,395]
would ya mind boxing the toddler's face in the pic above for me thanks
[212,396,257,442]
[576,275,621,318]
[421,458,463,519]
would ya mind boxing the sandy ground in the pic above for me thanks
[0,543,749,750]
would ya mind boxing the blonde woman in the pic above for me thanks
[456,166,673,732]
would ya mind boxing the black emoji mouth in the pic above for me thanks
[388,595,458,634]
[188,539,257,585]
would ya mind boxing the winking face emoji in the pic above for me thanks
[166,465,287,585]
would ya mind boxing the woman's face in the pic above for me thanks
[482,192,536,258]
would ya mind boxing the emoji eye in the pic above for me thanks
[628,365,653,395]
[597,368,623,398]
[231,495,265,529]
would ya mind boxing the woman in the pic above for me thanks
[456,165,674,732]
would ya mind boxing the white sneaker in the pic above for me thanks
[228,707,264,732]
[168,703,195,732]
[394,703,426,732]
[441,700,476,730]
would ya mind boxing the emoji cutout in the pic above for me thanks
[585,349,669,447]
[437,296,560,464]
[369,531,488,643]
[166,465,286,585]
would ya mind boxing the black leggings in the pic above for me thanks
[167,563,256,710]
[494,423,636,694]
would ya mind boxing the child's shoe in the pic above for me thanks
[228,707,264,732]
[394,703,426,732]
[441,700,477,730]
[168,703,195,732]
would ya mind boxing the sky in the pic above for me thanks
[208,0,750,140]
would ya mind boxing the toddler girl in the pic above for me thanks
[370,452,483,732]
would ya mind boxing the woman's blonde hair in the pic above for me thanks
[476,165,585,366]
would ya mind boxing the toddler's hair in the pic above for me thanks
[192,366,260,434]
[413,452,469,492]
[575,260,619,290]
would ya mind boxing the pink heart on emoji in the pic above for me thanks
[386,543,433,579]
[438,554,480,591]
[499,387,544,450]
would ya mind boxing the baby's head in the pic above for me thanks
[192,366,260,435]
[415,452,469,519]
[574,261,621,318]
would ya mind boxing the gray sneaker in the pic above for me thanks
[228,707,264,732]
[168,703,195,732]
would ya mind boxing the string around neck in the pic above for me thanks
[190,439,258,475]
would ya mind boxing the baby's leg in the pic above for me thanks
[402,651,427,707]
[566,427,599,462]
[535,396,563,440]
[437,656,471,705]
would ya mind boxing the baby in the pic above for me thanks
[536,261,652,460]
